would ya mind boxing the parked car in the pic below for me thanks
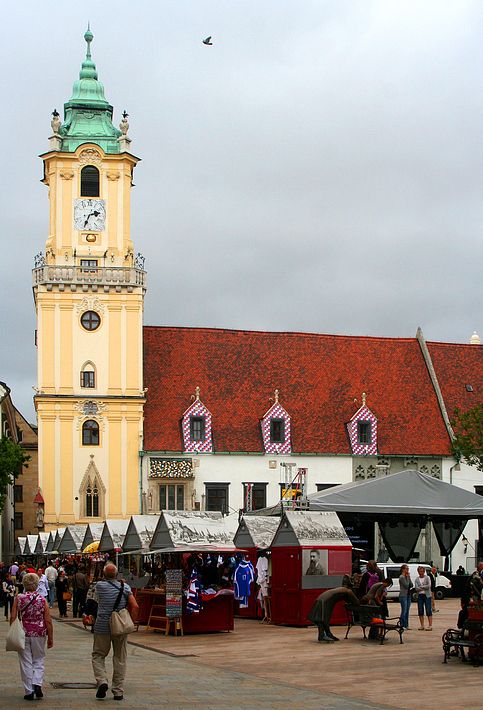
[376,563,451,601]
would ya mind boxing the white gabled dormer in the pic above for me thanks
[261,389,291,454]
[346,392,378,455]
[181,386,213,453]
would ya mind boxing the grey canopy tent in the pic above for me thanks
[307,469,483,563]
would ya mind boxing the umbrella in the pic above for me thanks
[83,541,100,554]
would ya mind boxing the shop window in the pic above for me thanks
[243,483,267,511]
[14,512,23,530]
[81,165,100,197]
[82,419,99,446]
[357,421,371,445]
[270,418,285,444]
[158,484,185,511]
[14,484,23,503]
[190,416,206,442]
[206,483,229,513]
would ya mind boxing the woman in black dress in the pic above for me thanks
[55,570,69,618]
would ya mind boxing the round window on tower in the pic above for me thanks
[80,310,101,331]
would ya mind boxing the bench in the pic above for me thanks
[442,628,483,666]
[344,603,405,645]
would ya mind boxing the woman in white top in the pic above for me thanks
[414,565,432,631]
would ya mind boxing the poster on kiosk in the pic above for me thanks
[271,511,352,626]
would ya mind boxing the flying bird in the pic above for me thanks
[203,36,212,45]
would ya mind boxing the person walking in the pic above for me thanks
[3,572,16,621]
[55,570,70,618]
[36,568,49,601]
[398,564,413,629]
[44,561,58,609]
[414,565,433,630]
[92,563,138,701]
[10,572,54,700]
[428,566,438,612]
[72,565,89,618]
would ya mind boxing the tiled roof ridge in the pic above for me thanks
[143,324,418,344]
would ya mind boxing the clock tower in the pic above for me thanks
[33,28,146,527]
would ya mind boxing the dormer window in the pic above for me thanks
[357,421,371,445]
[181,387,213,453]
[270,418,285,444]
[81,165,100,197]
[190,416,206,442]
[261,391,291,454]
[346,393,377,455]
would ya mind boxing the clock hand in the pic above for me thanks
[84,211,95,227]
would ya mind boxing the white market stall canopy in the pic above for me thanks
[122,515,159,552]
[45,532,55,553]
[150,511,238,552]
[81,523,105,551]
[15,537,27,556]
[58,525,88,554]
[234,516,280,549]
[52,528,66,552]
[272,511,352,548]
[26,535,39,555]
[34,533,50,554]
[98,520,130,552]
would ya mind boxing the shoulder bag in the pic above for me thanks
[6,594,38,652]
[108,581,134,637]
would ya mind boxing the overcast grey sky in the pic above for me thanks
[2,1,483,421]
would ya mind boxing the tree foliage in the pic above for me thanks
[450,403,483,471]
[0,435,30,514]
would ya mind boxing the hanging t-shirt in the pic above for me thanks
[186,568,202,614]
[234,560,255,608]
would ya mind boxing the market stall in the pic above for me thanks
[81,523,105,551]
[270,511,352,626]
[138,511,240,634]
[34,533,50,556]
[57,525,88,554]
[233,516,279,618]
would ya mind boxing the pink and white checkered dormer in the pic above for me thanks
[181,387,213,453]
[261,390,291,454]
[346,392,377,455]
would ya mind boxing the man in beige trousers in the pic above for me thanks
[92,564,138,701]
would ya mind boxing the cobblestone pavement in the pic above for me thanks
[0,616,398,710]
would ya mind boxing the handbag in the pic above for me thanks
[5,594,38,652]
[63,591,72,601]
[108,581,134,636]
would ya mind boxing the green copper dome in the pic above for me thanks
[58,27,122,153]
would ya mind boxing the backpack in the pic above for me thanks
[366,572,380,590]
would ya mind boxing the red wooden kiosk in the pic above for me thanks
[233,516,280,618]
[270,510,352,626]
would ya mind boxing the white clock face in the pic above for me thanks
[74,199,106,232]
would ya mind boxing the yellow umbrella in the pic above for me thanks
[83,541,100,554]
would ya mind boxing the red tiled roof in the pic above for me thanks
[143,326,451,455]
[427,341,483,420]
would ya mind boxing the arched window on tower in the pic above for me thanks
[80,361,96,389]
[82,419,99,446]
[81,165,100,197]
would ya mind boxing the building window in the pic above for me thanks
[82,419,99,446]
[80,259,98,267]
[357,421,371,445]
[243,483,267,511]
[316,483,338,492]
[80,311,101,331]
[270,418,285,444]
[190,416,206,442]
[158,484,185,511]
[81,370,95,388]
[14,512,23,530]
[206,484,229,513]
[81,165,100,197]
[86,482,99,517]
[14,485,23,503]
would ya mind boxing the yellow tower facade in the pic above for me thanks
[33,29,146,528]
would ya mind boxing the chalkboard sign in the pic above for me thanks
[165,569,183,618]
